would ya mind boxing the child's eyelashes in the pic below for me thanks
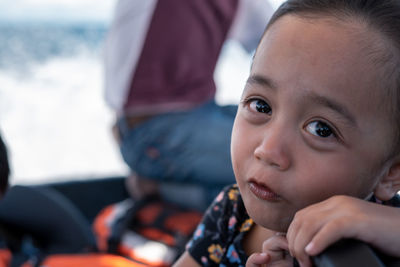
[251,99,272,114]
[305,121,338,140]
[243,98,272,115]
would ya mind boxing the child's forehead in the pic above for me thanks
[256,15,390,95]
[261,14,395,78]
[261,15,368,56]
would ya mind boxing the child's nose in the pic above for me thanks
[253,123,291,171]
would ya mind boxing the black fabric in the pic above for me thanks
[187,184,252,266]
[312,239,386,267]
[0,185,96,255]
[39,176,129,223]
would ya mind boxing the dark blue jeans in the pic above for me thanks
[118,100,237,211]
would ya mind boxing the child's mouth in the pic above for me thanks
[248,181,281,201]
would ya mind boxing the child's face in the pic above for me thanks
[231,15,395,232]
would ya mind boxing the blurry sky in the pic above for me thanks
[0,0,116,23]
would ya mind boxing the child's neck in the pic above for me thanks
[243,223,278,255]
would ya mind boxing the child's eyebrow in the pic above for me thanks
[246,75,277,91]
[306,92,357,127]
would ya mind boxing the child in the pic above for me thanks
[0,133,9,198]
[173,0,400,266]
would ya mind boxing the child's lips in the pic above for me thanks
[248,180,281,201]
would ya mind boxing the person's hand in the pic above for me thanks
[246,234,292,267]
[286,195,400,267]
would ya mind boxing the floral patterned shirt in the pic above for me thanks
[187,184,252,266]
[186,184,400,267]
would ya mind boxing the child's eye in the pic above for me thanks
[249,99,272,114]
[306,121,335,138]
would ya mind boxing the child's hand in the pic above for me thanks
[286,195,400,267]
[246,234,292,267]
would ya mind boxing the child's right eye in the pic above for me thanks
[306,121,335,138]
[249,99,272,114]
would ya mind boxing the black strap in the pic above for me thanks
[107,194,161,253]
[312,239,386,267]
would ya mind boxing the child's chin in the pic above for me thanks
[250,209,292,232]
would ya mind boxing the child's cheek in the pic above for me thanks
[290,154,364,207]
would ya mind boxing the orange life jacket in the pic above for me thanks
[93,197,202,267]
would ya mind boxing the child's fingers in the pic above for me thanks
[304,200,400,258]
[246,252,270,267]
[287,200,342,266]
[262,234,289,254]
[286,210,322,265]
[287,195,370,266]
[262,235,293,266]
[305,217,358,256]
[288,223,317,266]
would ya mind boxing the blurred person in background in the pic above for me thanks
[104,0,274,211]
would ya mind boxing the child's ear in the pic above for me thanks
[374,160,400,201]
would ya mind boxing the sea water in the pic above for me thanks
[0,22,127,183]
[0,21,251,184]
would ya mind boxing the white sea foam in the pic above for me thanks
[0,53,128,184]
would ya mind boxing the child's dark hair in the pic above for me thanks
[0,134,10,196]
[265,0,400,155]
